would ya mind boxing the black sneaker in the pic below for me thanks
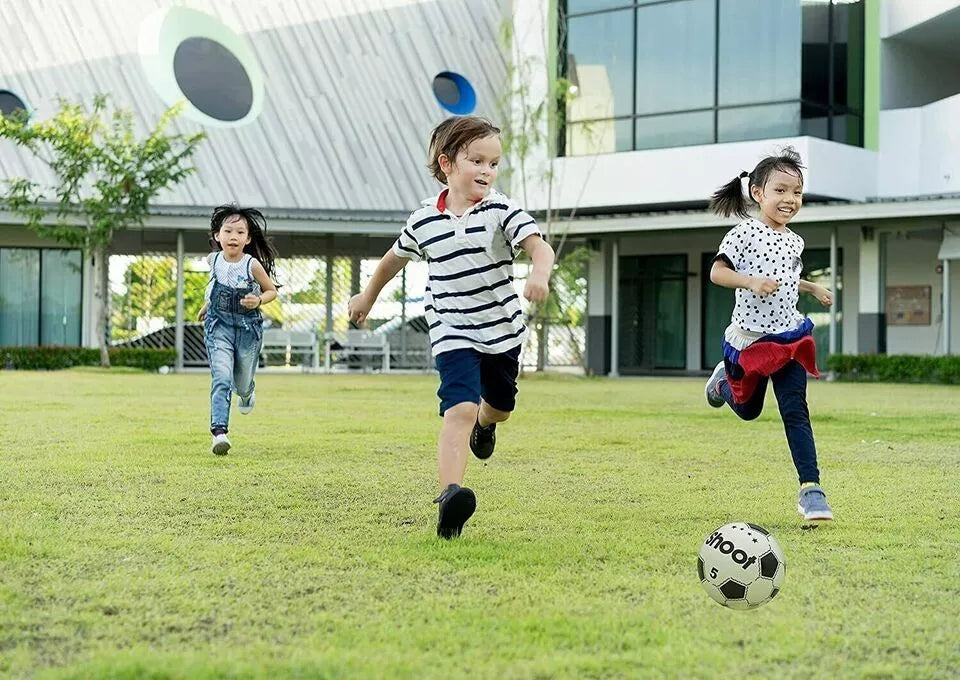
[470,420,496,460]
[434,484,477,539]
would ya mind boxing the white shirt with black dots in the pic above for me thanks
[715,218,806,336]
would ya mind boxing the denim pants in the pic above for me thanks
[719,359,820,484]
[204,279,262,432]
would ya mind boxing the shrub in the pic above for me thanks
[827,354,960,384]
[1,347,175,371]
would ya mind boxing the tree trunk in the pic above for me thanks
[95,245,111,368]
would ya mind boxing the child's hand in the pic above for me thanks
[348,293,373,325]
[197,304,207,321]
[240,294,262,309]
[523,274,550,303]
[809,284,833,306]
[749,277,779,296]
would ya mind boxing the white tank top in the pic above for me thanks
[205,252,262,301]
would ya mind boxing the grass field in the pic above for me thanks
[0,370,957,679]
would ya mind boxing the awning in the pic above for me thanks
[938,231,960,260]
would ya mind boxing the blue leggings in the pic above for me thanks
[719,360,820,484]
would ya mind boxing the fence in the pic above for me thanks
[108,250,587,373]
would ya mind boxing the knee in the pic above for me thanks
[444,402,479,427]
[739,411,761,422]
[484,404,511,423]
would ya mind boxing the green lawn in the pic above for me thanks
[0,370,957,679]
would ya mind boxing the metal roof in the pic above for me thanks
[0,0,509,214]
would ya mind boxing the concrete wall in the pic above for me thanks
[884,228,956,354]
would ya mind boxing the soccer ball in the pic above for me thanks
[697,522,786,610]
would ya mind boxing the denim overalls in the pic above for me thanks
[204,252,263,432]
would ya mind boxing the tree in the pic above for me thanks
[111,256,208,341]
[497,8,598,371]
[0,95,205,366]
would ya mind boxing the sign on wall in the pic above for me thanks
[886,285,932,325]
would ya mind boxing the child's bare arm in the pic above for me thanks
[710,259,778,296]
[519,234,554,302]
[348,250,408,325]
[800,279,833,306]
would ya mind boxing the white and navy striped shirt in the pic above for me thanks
[393,189,541,356]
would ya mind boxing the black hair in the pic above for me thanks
[209,204,279,282]
[710,147,805,219]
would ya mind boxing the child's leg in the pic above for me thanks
[771,360,819,484]
[719,374,769,421]
[205,323,236,433]
[233,324,261,400]
[470,346,522,458]
[438,401,479,486]
[435,349,483,487]
[478,401,511,428]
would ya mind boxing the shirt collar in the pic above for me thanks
[423,188,505,213]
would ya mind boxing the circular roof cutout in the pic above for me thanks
[432,72,476,115]
[174,37,253,122]
[139,7,264,128]
[0,90,28,119]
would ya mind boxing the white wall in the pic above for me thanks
[884,231,945,354]
[524,136,878,212]
[881,41,960,109]
[877,93,960,198]
[882,0,960,38]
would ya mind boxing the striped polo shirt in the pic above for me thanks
[393,188,541,356]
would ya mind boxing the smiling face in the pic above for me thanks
[440,134,501,206]
[213,214,251,257]
[751,169,803,229]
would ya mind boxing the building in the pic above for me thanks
[1,0,958,374]
[514,0,960,374]
[0,0,508,363]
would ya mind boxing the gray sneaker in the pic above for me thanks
[238,391,255,415]
[797,484,833,521]
[704,361,727,408]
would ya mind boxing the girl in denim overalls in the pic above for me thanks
[197,205,279,456]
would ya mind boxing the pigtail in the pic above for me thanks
[710,171,751,219]
[241,208,280,284]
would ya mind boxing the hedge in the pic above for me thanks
[1,347,176,371]
[826,354,960,384]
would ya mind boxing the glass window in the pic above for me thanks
[718,102,800,143]
[800,101,829,137]
[567,118,633,155]
[566,0,632,14]
[801,1,830,107]
[830,112,862,146]
[0,249,40,346]
[832,0,864,114]
[635,0,716,115]
[566,9,635,122]
[41,249,83,346]
[718,0,801,107]
[635,111,713,150]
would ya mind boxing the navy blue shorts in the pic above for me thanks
[434,345,522,416]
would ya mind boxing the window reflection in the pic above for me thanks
[561,0,864,154]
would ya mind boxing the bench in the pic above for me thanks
[261,329,319,370]
[324,329,391,372]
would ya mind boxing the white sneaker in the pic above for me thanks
[211,433,231,456]
[238,391,255,415]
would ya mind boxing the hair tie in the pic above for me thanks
[738,171,749,179]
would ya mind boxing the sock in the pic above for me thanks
[212,427,228,436]
[799,481,818,490]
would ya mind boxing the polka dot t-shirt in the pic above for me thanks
[714,218,805,335]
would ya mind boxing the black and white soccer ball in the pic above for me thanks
[697,522,786,610]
